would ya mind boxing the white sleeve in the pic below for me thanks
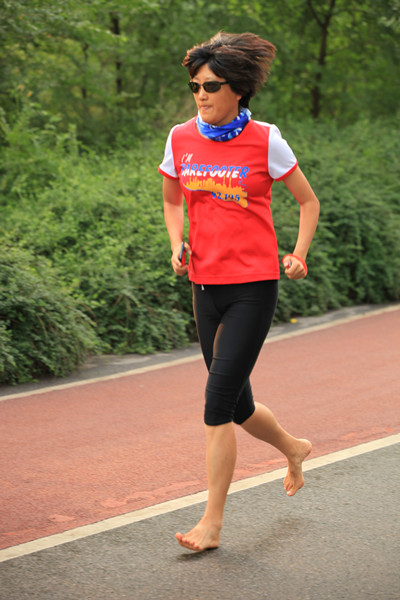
[158,125,179,179]
[268,124,298,181]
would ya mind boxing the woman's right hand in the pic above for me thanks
[171,242,191,275]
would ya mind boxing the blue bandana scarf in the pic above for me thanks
[197,107,251,142]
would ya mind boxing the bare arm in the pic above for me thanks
[282,166,320,279]
[163,177,190,275]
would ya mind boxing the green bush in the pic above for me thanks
[272,118,400,319]
[0,247,99,384]
[1,117,399,384]
[2,142,192,356]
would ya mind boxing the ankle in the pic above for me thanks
[287,438,312,463]
[200,515,223,531]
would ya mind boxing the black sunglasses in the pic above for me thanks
[188,81,229,94]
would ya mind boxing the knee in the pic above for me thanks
[204,382,236,426]
[204,401,234,426]
[204,401,255,426]
[204,376,255,426]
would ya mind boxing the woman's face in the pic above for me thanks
[191,64,242,127]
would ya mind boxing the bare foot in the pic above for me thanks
[175,519,221,552]
[284,438,312,497]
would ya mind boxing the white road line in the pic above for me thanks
[1,433,398,564]
[1,305,398,402]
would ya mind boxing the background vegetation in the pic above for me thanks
[1,0,399,383]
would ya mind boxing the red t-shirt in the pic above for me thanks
[159,117,298,284]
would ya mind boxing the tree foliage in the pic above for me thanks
[1,0,398,146]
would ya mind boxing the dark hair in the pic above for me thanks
[182,32,276,108]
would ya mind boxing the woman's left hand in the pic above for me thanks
[282,255,307,280]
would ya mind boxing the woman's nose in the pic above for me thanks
[198,86,208,99]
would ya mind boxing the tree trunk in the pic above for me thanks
[110,13,122,95]
[81,42,89,100]
[308,0,336,118]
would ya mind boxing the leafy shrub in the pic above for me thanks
[3,142,192,356]
[0,247,99,384]
[272,118,400,319]
[1,118,399,384]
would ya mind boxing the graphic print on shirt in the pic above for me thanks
[180,157,250,208]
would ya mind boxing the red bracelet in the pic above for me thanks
[282,254,308,276]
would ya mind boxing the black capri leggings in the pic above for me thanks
[192,280,279,426]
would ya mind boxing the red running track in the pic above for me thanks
[0,308,399,550]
